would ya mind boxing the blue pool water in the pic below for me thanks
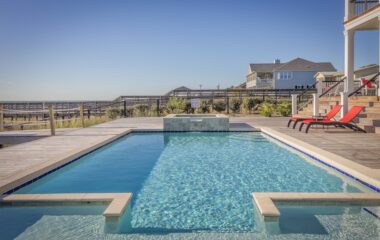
[15,132,370,234]
[0,205,106,240]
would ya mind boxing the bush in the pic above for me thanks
[134,104,149,116]
[196,100,210,113]
[276,102,291,116]
[126,106,134,117]
[213,100,226,112]
[259,102,275,117]
[230,98,242,113]
[242,98,261,113]
[166,97,187,114]
[106,107,122,119]
[184,102,194,114]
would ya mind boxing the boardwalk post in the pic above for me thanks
[0,104,4,132]
[48,106,56,136]
[80,103,85,128]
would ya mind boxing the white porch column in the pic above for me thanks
[312,93,319,116]
[340,92,348,118]
[344,29,355,94]
[291,94,298,116]
[378,17,380,96]
[316,80,323,97]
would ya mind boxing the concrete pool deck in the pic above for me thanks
[0,116,379,195]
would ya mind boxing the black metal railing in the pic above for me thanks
[352,0,379,17]
[319,77,346,98]
[348,72,380,97]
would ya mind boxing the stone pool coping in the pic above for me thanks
[260,127,380,192]
[252,192,380,221]
[0,193,132,218]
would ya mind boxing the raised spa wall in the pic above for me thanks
[163,114,229,131]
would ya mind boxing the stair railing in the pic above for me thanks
[319,76,346,98]
[348,72,380,97]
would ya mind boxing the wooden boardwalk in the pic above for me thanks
[0,116,379,194]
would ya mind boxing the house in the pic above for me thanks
[246,58,336,89]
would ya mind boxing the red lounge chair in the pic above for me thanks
[299,106,366,133]
[287,105,342,129]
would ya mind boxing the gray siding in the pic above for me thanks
[273,71,317,89]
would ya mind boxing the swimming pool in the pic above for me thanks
[10,132,377,237]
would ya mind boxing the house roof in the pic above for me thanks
[171,86,191,91]
[249,58,336,73]
[165,86,191,96]
[249,63,284,73]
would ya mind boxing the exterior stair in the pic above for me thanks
[297,96,380,133]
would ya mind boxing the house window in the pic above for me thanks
[277,72,293,80]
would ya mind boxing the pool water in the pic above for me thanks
[0,205,106,240]
[14,132,373,235]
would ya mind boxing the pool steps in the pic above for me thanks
[0,193,132,219]
[252,192,380,221]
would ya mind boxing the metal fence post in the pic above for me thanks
[48,106,56,136]
[156,99,160,116]
[226,96,229,114]
[124,101,127,117]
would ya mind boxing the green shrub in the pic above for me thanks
[126,106,134,117]
[259,102,275,117]
[184,102,194,114]
[134,104,149,116]
[230,98,242,113]
[106,107,122,119]
[276,102,291,116]
[242,98,261,113]
[213,100,226,112]
[196,100,210,113]
[166,97,187,114]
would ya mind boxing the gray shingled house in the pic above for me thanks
[246,58,336,89]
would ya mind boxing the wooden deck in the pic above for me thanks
[0,116,379,194]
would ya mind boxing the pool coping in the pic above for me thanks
[0,193,132,218]
[252,192,380,221]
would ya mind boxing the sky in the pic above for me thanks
[0,0,378,101]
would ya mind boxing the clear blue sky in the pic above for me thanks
[0,0,378,101]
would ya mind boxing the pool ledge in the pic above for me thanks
[0,193,132,218]
[260,127,380,191]
[252,192,380,221]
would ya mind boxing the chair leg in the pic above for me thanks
[305,123,315,133]
[299,123,305,131]
[293,120,299,129]
[287,120,292,128]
